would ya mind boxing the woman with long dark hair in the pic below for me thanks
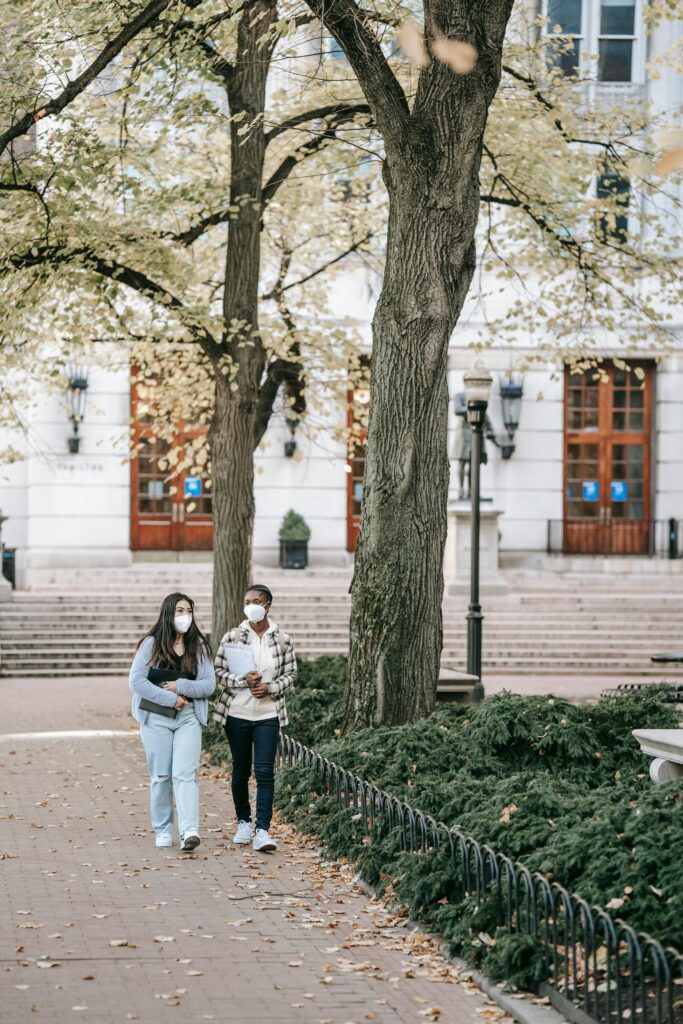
[129,592,214,852]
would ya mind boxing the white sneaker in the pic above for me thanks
[252,829,277,852]
[180,832,200,853]
[155,831,173,848]
[233,820,253,845]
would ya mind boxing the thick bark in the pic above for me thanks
[210,0,277,642]
[308,0,516,728]
[210,376,258,641]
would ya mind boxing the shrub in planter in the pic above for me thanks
[279,509,310,569]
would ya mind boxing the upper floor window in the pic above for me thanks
[547,0,582,75]
[598,0,636,81]
[597,169,630,242]
[545,0,640,83]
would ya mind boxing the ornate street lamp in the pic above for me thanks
[463,359,493,704]
[498,373,524,459]
[67,364,89,454]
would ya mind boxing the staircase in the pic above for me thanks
[2,564,683,678]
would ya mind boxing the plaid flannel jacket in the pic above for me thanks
[212,621,297,729]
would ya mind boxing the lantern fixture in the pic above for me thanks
[498,373,524,459]
[67,364,89,454]
[463,360,493,425]
[284,415,299,458]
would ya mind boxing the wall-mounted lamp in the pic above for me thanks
[497,373,524,459]
[67,364,89,454]
[284,415,299,458]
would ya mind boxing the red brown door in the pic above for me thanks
[564,361,652,555]
[346,361,370,553]
[130,382,213,552]
[347,433,366,552]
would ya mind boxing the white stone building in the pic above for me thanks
[1,0,682,588]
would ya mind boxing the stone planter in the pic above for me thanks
[279,539,308,570]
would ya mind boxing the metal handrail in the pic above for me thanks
[278,734,683,1024]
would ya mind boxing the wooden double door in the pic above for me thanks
[130,384,213,552]
[564,361,653,555]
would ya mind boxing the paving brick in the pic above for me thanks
[0,729,521,1024]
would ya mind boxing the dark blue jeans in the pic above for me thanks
[225,716,280,832]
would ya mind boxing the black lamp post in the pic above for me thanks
[498,373,524,459]
[463,360,493,704]
[67,364,89,454]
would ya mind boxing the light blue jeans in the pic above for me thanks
[140,704,202,840]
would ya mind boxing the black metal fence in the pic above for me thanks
[547,520,683,558]
[279,734,683,1024]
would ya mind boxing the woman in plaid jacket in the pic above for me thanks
[213,583,297,853]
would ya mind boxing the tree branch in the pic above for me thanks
[264,102,371,144]
[501,63,628,158]
[260,230,373,300]
[171,107,372,245]
[302,0,409,157]
[5,243,221,359]
[262,109,362,207]
[0,0,183,159]
[171,9,237,81]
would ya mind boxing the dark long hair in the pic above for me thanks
[137,592,211,676]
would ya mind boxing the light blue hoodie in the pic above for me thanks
[129,636,216,726]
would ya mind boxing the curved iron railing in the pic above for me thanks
[278,734,683,1024]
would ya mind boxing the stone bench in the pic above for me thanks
[632,729,683,783]
[436,666,480,704]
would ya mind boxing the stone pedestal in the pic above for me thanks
[445,500,507,595]
[632,728,683,783]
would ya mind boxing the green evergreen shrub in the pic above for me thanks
[205,655,683,988]
[278,509,311,541]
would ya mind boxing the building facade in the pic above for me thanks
[2,0,682,585]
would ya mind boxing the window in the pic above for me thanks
[544,0,640,83]
[597,170,630,243]
[546,0,583,76]
[598,0,636,81]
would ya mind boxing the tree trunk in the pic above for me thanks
[210,375,258,642]
[342,2,514,728]
[345,189,475,728]
[210,0,277,644]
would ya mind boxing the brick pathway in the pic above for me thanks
[0,727,515,1024]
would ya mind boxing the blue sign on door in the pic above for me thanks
[582,480,599,502]
[611,480,628,502]
[184,476,202,498]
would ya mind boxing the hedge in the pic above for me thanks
[205,656,683,986]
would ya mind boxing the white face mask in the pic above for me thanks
[244,603,267,624]
[174,614,192,634]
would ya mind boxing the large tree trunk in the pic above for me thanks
[210,376,258,641]
[210,0,277,643]
[337,1,515,728]
[344,185,476,728]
